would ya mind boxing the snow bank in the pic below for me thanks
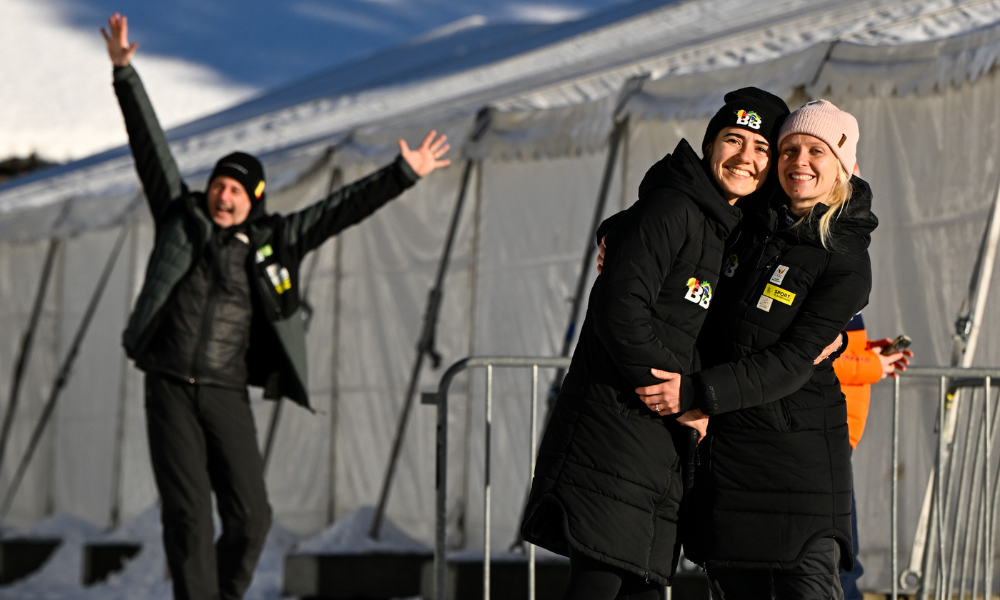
[0,507,300,600]
[294,506,429,555]
[0,513,103,599]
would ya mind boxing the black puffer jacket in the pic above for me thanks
[520,140,741,585]
[682,177,877,571]
[139,223,255,389]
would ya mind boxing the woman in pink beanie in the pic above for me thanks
[777,99,861,248]
[635,99,877,599]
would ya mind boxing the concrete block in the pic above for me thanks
[82,542,142,585]
[283,552,430,599]
[0,538,61,584]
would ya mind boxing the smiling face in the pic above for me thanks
[206,175,252,228]
[778,133,843,216]
[705,127,772,204]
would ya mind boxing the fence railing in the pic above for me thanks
[423,360,1000,600]
[421,356,571,600]
[897,366,1000,600]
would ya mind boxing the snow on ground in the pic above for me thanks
[1,0,635,163]
[0,513,104,599]
[293,505,428,555]
[0,506,443,599]
[0,507,300,600]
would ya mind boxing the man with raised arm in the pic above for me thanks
[101,13,450,600]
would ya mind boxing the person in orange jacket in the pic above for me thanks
[834,312,911,599]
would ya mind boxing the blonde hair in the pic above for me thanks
[797,164,853,250]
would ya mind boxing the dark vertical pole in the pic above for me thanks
[0,223,129,519]
[109,222,138,528]
[369,158,477,539]
[539,75,646,411]
[369,110,492,539]
[327,233,345,524]
[508,116,630,553]
[0,238,61,483]
[543,117,628,406]
[261,399,285,475]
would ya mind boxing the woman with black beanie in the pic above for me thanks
[520,88,789,600]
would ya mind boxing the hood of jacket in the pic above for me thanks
[637,139,741,238]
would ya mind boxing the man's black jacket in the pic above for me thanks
[521,140,741,585]
[114,65,419,408]
[683,177,877,571]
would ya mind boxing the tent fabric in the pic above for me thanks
[812,18,1000,98]
[6,0,1000,236]
[1,0,1000,593]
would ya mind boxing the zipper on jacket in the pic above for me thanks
[741,236,784,322]
[753,232,774,269]
[190,241,223,382]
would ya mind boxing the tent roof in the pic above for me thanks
[2,0,1000,241]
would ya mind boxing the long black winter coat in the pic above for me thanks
[521,140,741,585]
[682,177,878,571]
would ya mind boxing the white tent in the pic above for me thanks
[2,0,1000,591]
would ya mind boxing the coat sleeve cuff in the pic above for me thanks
[595,211,624,245]
[679,375,697,413]
[828,330,850,361]
[395,154,422,185]
[113,64,135,81]
[690,371,724,415]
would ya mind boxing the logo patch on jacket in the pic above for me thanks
[723,253,739,277]
[255,244,273,264]
[735,110,762,130]
[684,278,713,308]
[769,265,789,285]
[763,283,795,305]
[266,263,291,294]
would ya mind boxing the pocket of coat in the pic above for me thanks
[777,400,793,431]
[655,455,684,512]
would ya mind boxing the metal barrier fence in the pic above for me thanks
[898,367,1000,600]
[423,361,1000,600]
[422,356,571,600]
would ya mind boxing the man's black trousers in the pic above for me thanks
[145,374,272,600]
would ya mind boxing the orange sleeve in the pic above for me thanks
[833,329,883,385]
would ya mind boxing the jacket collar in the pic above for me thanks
[762,176,878,252]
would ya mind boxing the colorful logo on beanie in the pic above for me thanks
[254,180,265,199]
[735,110,762,130]
[684,278,713,309]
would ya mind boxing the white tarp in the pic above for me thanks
[1,0,1000,594]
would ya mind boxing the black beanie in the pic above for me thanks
[701,87,790,155]
[208,152,266,202]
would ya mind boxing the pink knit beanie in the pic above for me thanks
[777,100,860,175]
